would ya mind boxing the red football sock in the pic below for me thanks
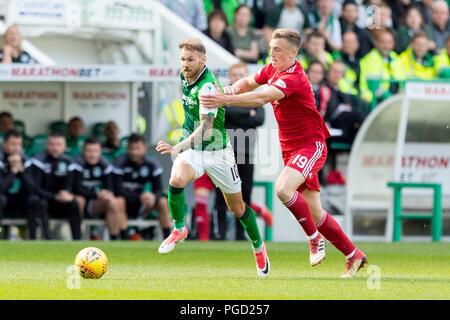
[250,202,263,216]
[282,191,318,239]
[193,196,210,241]
[316,211,356,257]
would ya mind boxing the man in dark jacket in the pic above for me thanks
[0,129,47,239]
[31,132,81,239]
[214,62,266,240]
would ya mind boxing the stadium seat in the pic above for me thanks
[65,135,88,157]
[48,121,67,135]
[26,134,48,157]
[113,136,129,157]
[13,120,32,149]
[92,122,106,143]
[0,132,3,146]
[13,120,26,135]
[101,152,115,162]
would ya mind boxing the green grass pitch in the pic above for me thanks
[0,241,448,299]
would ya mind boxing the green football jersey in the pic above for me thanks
[180,66,229,151]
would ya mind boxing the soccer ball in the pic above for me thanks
[74,247,109,279]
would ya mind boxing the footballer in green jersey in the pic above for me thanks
[156,39,270,278]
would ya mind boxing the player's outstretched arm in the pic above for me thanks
[156,113,214,156]
[223,75,260,96]
[200,83,285,108]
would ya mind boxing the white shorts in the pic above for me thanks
[174,142,242,194]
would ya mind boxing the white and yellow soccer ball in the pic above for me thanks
[74,247,108,279]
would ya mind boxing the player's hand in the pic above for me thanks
[222,85,240,96]
[156,141,178,156]
[140,192,156,208]
[199,83,227,108]
[98,189,113,200]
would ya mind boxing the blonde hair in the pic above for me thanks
[271,28,302,52]
[179,39,206,55]
[2,25,23,52]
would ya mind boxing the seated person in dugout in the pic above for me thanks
[30,132,81,240]
[101,120,121,156]
[73,137,125,240]
[0,129,48,239]
[113,133,171,240]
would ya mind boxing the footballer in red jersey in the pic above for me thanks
[200,28,367,278]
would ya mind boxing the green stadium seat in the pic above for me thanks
[113,136,129,157]
[48,121,67,135]
[65,135,88,157]
[13,120,32,149]
[26,134,48,157]
[0,133,3,146]
[101,152,115,162]
[92,122,106,140]
[13,120,26,135]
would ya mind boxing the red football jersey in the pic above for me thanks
[254,61,331,152]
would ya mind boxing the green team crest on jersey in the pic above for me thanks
[180,66,229,151]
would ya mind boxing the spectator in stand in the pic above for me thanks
[65,117,85,156]
[227,4,259,63]
[434,35,450,77]
[239,0,277,30]
[203,0,239,26]
[0,25,35,64]
[319,61,365,148]
[113,133,172,241]
[399,32,436,79]
[0,111,14,134]
[297,31,334,70]
[359,29,405,103]
[388,0,414,28]
[309,0,342,52]
[429,1,450,51]
[204,9,234,54]
[396,6,434,54]
[415,0,434,25]
[73,137,124,240]
[0,129,49,239]
[31,132,81,240]
[101,120,121,156]
[307,61,326,97]
[339,0,369,56]
[332,31,361,95]
[365,1,397,51]
[161,0,208,31]
[263,0,311,50]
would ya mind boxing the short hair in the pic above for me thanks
[0,111,13,120]
[234,4,250,16]
[208,9,228,27]
[307,31,326,42]
[229,62,248,73]
[48,131,65,139]
[128,133,146,146]
[375,28,394,41]
[411,31,429,42]
[4,129,22,142]
[271,28,302,52]
[307,60,325,73]
[68,116,83,126]
[179,38,206,55]
[83,136,101,148]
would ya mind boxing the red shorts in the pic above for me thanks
[193,173,216,191]
[283,141,327,193]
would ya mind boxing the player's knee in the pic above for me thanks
[229,202,246,217]
[275,183,295,203]
[169,175,187,189]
